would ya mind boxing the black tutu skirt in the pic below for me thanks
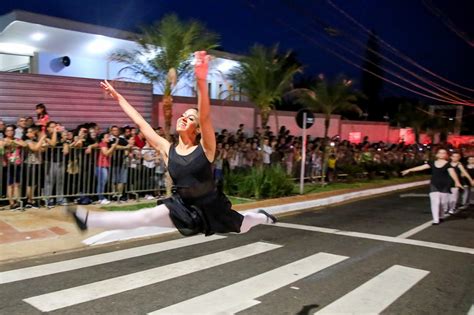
[158,191,244,237]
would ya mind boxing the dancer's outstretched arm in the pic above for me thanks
[195,51,216,162]
[448,168,463,189]
[401,163,430,176]
[100,80,171,160]
[458,164,474,185]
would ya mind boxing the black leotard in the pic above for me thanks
[160,144,243,236]
[429,161,453,193]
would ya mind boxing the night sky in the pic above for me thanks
[1,0,473,102]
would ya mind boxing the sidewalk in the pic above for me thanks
[0,179,429,263]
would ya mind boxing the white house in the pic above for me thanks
[0,10,243,99]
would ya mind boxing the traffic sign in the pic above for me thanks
[296,109,315,129]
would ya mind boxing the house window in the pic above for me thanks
[0,53,31,73]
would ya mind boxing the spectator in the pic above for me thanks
[134,130,147,149]
[96,133,119,204]
[43,121,68,207]
[109,125,129,201]
[14,117,27,139]
[123,126,132,139]
[236,123,245,138]
[214,143,225,186]
[0,119,5,138]
[142,143,157,200]
[3,124,26,210]
[23,126,46,208]
[127,137,141,197]
[154,150,166,197]
[227,143,240,171]
[25,116,34,128]
[262,137,272,167]
[35,103,49,130]
[252,142,263,168]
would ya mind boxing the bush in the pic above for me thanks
[337,163,366,179]
[223,166,294,199]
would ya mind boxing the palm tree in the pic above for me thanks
[229,44,302,133]
[110,14,219,137]
[394,101,429,143]
[292,76,361,183]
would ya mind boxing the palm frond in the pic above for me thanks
[109,13,219,96]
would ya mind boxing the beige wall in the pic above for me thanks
[150,95,421,144]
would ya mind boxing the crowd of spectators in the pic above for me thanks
[1,105,473,211]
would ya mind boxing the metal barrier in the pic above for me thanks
[0,145,166,210]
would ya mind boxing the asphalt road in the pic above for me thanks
[0,186,473,315]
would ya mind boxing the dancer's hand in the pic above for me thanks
[194,51,210,81]
[100,80,121,100]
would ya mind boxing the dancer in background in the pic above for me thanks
[402,148,463,225]
[460,156,474,209]
[68,51,276,235]
[448,152,473,213]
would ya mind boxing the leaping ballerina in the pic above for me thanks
[68,51,276,236]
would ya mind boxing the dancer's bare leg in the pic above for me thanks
[75,204,175,230]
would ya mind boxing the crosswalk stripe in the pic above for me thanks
[149,252,349,314]
[314,265,429,314]
[23,242,281,312]
[0,234,226,284]
[276,222,474,255]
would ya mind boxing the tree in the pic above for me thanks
[361,31,384,120]
[291,76,361,183]
[393,101,456,143]
[229,44,302,133]
[110,14,219,137]
[394,101,430,143]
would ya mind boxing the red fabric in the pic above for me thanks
[37,114,50,126]
[134,135,146,149]
[97,142,110,167]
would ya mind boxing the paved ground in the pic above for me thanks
[0,186,473,314]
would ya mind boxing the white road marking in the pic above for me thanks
[315,265,429,314]
[242,180,429,216]
[276,222,474,255]
[397,220,434,238]
[400,193,429,198]
[149,252,348,314]
[468,304,474,315]
[0,235,226,284]
[23,242,281,312]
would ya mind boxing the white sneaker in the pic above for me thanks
[145,195,155,200]
[100,199,111,205]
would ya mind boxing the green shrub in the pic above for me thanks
[223,166,294,199]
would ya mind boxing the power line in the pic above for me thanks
[421,0,474,48]
[281,1,473,105]
[326,0,474,92]
[243,1,473,106]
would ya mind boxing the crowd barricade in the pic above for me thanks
[0,146,166,210]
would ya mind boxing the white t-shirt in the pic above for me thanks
[263,144,272,164]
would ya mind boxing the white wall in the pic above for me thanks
[35,52,238,98]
